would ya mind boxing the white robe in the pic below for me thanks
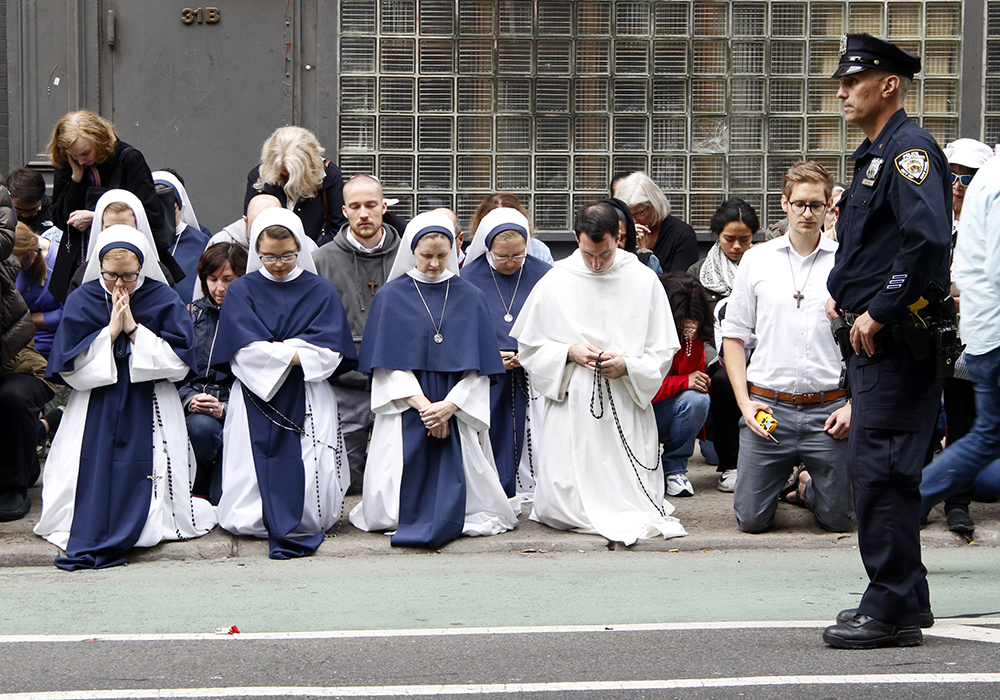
[511,249,687,545]
[349,368,517,537]
[34,326,218,549]
[216,338,349,538]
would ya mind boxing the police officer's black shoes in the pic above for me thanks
[823,614,923,649]
[0,489,30,522]
[836,607,934,629]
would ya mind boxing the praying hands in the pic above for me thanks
[568,344,628,379]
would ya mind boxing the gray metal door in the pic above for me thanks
[102,0,298,232]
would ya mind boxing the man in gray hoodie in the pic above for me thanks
[313,174,401,492]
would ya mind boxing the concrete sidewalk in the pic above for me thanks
[3,454,997,567]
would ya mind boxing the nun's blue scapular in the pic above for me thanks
[349,211,517,549]
[459,208,551,501]
[34,225,217,570]
[212,208,357,559]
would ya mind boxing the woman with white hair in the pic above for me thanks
[213,208,357,559]
[613,171,699,273]
[244,126,347,244]
[35,225,216,569]
[350,211,516,548]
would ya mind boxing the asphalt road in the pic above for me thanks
[2,549,999,699]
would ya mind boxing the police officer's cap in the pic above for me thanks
[831,33,921,80]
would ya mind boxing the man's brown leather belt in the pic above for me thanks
[749,384,847,405]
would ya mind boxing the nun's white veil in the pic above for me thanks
[247,207,317,275]
[464,207,531,267]
[386,210,459,283]
[86,189,160,266]
[152,170,202,231]
[81,224,168,292]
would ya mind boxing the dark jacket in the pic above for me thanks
[312,222,401,388]
[651,215,700,273]
[50,139,180,301]
[1,184,35,369]
[176,296,232,409]
[244,161,347,244]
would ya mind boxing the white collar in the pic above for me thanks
[347,227,385,252]
[259,266,304,283]
[406,268,454,284]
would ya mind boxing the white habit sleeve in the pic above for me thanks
[371,368,423,414]
[60,328,118,391]
[284,337,344,382]
[129,324,191,383]
[443,370,490,431]
[232,340,298,401]
[516,340,574,402]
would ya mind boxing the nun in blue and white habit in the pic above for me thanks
[460,208,551,504]
[34,225,217,570]
[212,208,357,559]
[349,211,517,548]
[152,170,211,305]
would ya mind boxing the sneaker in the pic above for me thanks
[666,473,694,497]
[718,469,737,493]
[946,508,975,534]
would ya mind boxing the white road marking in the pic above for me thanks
[0,618,996,644]
[3,674,1000,699]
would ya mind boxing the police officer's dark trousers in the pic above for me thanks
[848,349,941,627]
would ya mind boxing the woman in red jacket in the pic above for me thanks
[653,273,714,498]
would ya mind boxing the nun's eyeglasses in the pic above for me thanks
[260,253,298,264]
[101,270,140,283]
[491,253,526,263]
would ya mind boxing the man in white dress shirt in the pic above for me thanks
[722,161,853,533]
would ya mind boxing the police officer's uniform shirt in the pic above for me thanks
[722,235,842,394]
[952,156,1000,356]
[827,109,952,323]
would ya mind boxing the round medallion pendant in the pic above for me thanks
[504,313,514,323]
[434,333,444,344]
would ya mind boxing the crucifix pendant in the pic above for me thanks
[793,291,805,308]
[368,279,378,296]
[147,473,162,497]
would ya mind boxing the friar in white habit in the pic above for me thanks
[511,200,687,545]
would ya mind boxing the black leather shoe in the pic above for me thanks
[836,607,934,629]
[946,508,975,534]
[0,490,30,522]
[823,614,923,649]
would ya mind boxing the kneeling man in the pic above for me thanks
[723,161,853,533]
[511,201,686,545]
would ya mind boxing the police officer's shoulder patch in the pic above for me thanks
[895,149,930,184]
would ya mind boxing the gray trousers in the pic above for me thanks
[733,396,853,533]
[332,383,375,493]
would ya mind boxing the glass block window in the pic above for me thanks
[339,1,963,233]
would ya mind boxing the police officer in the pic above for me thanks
[822,33,951,649]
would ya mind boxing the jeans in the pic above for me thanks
[653,389,711,475]
[920,345,1000,518]
[187,412,223,505]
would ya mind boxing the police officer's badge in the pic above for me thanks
[895,149,930,184]
[839,33,847,56]
[862,157,884,186]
